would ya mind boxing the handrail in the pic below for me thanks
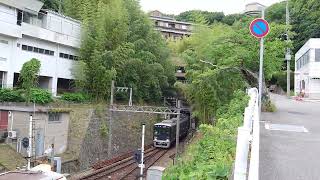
[234,88,259,180]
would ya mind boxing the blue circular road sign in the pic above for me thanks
[250,18,270,38]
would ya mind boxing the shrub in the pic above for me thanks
[61,92,89,103]
[0,89,25,102]
[264,100,277,112]
[30,88,53,104]
[100,122,108,137]
[19,58,41,102]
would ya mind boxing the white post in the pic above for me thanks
[175,100,181,162]
[129,88,133,106]
[27,115,33,170]
[9,111,13,131]
[139,124,145,180]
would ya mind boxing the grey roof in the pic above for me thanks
[0,0,44,15]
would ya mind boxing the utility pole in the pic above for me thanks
[174,100,181,163]
[286,0,291,97]
[107,80,115,158]
[139,124,145,180]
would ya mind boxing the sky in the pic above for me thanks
[139,0,284,15]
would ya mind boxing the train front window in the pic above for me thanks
[154,125,170,139]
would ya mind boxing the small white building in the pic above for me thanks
[295,38,320,98]
[0,0,81,96]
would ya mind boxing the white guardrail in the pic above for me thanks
[234,88,260,180]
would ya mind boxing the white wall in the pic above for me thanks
[15,36,78,80]
[295,39,320,98]
[0,4,21,38]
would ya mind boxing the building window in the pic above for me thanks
[21,44,54,56]
[297,49,310,70]
[168,23,175,28]
[0,71,4,88]
[39,48,44,54]
[315,49,320,62]
[181,25,188,30]
[48,112,61,122]
[59,52,79,61]
[33,47,39,53]
[27,46,33,51]
[22,45,28,50]
[17,10,23,26]
[0,40,8,44]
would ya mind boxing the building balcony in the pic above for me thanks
[21,22,80,48]
[155,25,191,32]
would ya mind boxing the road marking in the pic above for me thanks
[265,123,309,133]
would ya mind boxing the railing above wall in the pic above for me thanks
[234,88,260,180]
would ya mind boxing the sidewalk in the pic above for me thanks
[260,94,320,180]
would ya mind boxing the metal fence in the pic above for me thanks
[234,88,260,180]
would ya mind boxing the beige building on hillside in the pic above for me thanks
[149,10,192,40]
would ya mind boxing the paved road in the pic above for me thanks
[260,94,320,180]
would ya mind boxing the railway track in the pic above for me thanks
[77,147,168,180]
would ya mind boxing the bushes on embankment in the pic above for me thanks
[163,90,249,179]
[0,88,52,104]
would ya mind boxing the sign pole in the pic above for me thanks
[258,9,265,119]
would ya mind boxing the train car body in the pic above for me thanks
[153,111,190,148]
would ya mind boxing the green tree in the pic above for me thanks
[265,1,286,24]
[176,10,225,25]
[40,0,62,12]
[222,14,243,26]
[19,58,41,102]
[291,0,320,52]
[67,0,174,102]
[173,20,288,123]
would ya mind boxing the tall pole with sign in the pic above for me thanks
[248,10,269,180]
[249,10,269,118]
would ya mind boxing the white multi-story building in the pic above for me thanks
[295,38,320,98]
[244,2,266,16]
[0,0,81,96]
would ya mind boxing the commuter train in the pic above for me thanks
[153,110,190,148]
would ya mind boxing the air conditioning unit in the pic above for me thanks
[8,131,17,139]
